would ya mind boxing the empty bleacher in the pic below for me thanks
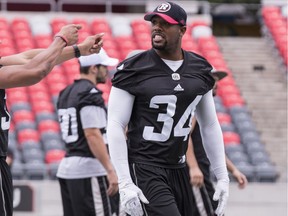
[1,2,285,182]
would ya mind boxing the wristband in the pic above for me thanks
[73,45,81,58]
[54,34,68,46]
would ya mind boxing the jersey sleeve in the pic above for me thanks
[78,88,105,110]
[111,51,149,94]
[187,51,215,93]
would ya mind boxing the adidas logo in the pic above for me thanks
[117,64,124,70]
[90,88,98,93]
[174,84,184,91]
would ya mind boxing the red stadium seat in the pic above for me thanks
[18,129,40,144]
[223,131,241,145]
[91,18,112,35]
[12,110,35,123]
[45,149,65,164]
[217,113,232,124]
[222,94,245,108]
[38,120,60,134]
[32,100,55,113]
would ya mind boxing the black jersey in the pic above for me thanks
[0,89,10,157]
[112,49,214,168]
[191,122,210,166]
[57,79,107,158]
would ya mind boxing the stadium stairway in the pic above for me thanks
[217,37,287,182]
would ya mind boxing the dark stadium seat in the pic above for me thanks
[9,101,31,114]
[42,138,64,152]
[11,162,25,180]
[220,123,236,132]
[48,162,60,180]
[22,148,45,163]
[226,151,250,164]
[254,163,279,182]
[25,161,48,180]
[249,151,272,166]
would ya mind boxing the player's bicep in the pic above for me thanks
[108,86,135,128]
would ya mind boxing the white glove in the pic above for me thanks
[213,179,229,216]
[119,182,149,216]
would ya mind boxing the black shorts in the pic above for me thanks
[58,176,116,216]
[130,163,197,216]
[0,157,13,216]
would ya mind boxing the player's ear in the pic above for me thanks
[180,25,186,37]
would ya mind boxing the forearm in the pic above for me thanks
[196,90,229,181]
[186,135,200,169]
[107,87,135,183]
[86,132,115,172]
[226,156,237,173]
[0,49,44,66]
[0,37,66,88]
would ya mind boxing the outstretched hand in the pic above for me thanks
[78,33,104,56]
[58,24,82,46]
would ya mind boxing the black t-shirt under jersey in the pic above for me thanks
[112,49,214,168]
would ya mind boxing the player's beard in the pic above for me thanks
[152,40,167,50]
[96,75,106,84]
[152,34,181,51]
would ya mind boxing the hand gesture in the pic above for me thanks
[57,24,82,46]
[213,179,229,216]
[78,33,104,56]
[119,182,149,216]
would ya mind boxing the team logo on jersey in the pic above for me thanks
[174,84,184,91]
[157,2,171,12]
[171,73,180,80]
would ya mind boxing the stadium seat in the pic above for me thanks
[21,140,41,151]
[220,123,236,132]
[254,163,279,182]
[48,162,60,180]
[9,102,31,114]
[225,143,245,155]
[11,162,25,180]
[227,151,250,164]
[17,129,40,144]
[22,148,45,163]
[42,139,64,152]
[223,131,241,145]
[38,119,60,134]
[25,161,48,180]
[45,149,65,164]
[36,111,58,123]
[217,112,232,124]
[241,131,261,146]
[12,110,35,124]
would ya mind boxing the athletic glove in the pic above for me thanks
[119,181,149,216]
[213,179,229,216]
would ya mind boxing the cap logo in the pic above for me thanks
[157,2,171,12]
